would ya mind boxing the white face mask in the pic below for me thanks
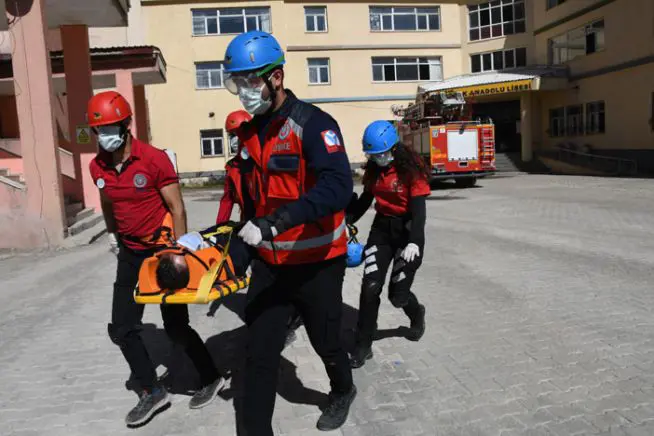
[370,151,394,167]
[97,126,125,152]
[238,83,272,116]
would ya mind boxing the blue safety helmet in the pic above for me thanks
[347,241,364,268]
[362,120,400,155]
[223,30,286,74]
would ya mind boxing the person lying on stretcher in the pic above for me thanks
[151,224,303,346]
[154,224,252,293]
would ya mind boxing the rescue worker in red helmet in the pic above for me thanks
[87,91,227,427]
[216,110,253,224]
[223,30,356,433]
[346,120,430,369]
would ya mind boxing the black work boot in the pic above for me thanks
[316,384,357,431]
[125,387,170,427]
[406,304,426,342]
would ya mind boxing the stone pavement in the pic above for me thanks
[2,174,654,436]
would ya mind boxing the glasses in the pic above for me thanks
[224,72,265,95]
[224,56,285,95]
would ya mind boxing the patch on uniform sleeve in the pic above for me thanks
[321,130,345,154]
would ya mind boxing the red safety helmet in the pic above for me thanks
[87,91,133,128]
[225,110,252,134]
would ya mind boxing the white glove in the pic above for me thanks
[400,243,420,263]
[176,231,206,252]
[108,233,119,255]
[238,220,278,247]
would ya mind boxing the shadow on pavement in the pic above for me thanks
[130,292,361,434]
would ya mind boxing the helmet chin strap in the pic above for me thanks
[261,70,279,114]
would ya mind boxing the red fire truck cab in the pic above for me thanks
[398,91,496,187]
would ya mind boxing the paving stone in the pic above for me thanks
[3,176,654,435]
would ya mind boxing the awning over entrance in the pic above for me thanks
[417,66,569,99]
[0,45,167,95]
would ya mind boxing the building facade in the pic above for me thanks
[140,0,654,178]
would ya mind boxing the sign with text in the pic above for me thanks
[449,79,533,98]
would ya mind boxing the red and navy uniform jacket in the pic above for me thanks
[216,157,244,224]
[236,90,353,265]
[347,166,430,247]
[370,166,430,216]
[89,138,179,251]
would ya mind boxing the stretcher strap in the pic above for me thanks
[194,227,234,304]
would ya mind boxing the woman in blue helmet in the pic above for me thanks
[347,120,431,369]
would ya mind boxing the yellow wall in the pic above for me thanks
[142,1,465,174]
[538,65,654,151]
[535,0,654,152]
[141,0,654,175]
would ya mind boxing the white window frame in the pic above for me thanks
[548,18,605,65]
[369,6,441,32]
[192,7,272,36]
[468,0,526,42]
[470,47,527,73]
[371,57,443,83]
[305,6,328,32]
[307,58,331,85]
[195,62,225,89]
[200,129,225,157]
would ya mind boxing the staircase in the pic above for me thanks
[64,196,104,237]
[0,167,25,187]
[494,152,524,173]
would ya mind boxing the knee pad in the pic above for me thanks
[389,293,409,308]
[361,279,383,301]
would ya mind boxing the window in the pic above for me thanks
[192,7,271,36]
[566,105,584,136]
[549,103,605,137]
[546,0,567,9]
[586,101,605,134]
[549,107,566,137]
[200,129,224,157]
[468,0,526,41]
[195,62,225,89]
[372,57,442,82]
[308,58,330,85]
[370,6,440,32]
[471,47,527,73]
[305,6,327,32]
[549,19,605,64]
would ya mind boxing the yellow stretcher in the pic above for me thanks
[133,223,250,305]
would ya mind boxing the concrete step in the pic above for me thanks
[494,152,523,172]
[65,202,84,218]
[63,214,108,248]
[67,207,94,227]
[68,212,104,237]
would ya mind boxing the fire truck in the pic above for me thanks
[397,91,496,187]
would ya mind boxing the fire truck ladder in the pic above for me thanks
[480,125,495,167]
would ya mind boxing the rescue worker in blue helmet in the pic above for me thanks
[223,30,357,433]
[346,120,430,368]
